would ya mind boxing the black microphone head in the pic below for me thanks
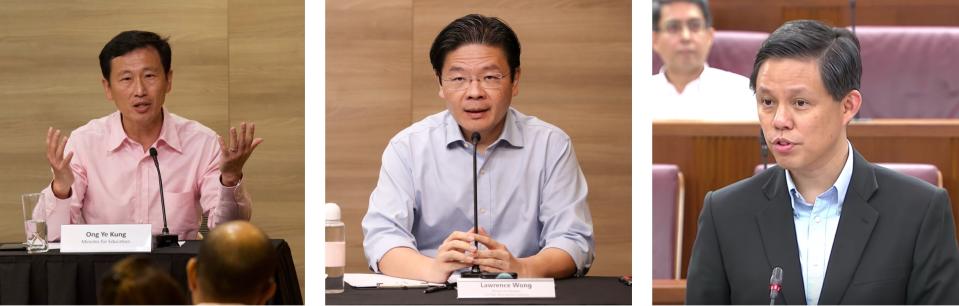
[770,267,783,285]
[149,147,158,157]
[471,132,481,144]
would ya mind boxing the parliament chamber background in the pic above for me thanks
[326,0,632,277]
[653,0,959,303]
[0,0,305,293]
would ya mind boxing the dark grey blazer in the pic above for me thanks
[686,149,959,304]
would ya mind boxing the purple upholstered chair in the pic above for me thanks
[653,30,769,77]
[855,26,959,118]
[754,163,942,187]
[653,164,684,279]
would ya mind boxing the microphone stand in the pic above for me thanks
[150,148,179,248]
[461,132,483,278]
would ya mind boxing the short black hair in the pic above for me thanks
[99,30,172,82]
[653,0,713,31]
[195,223,277,303]
[749,20,861,102]
[429,14,521,83]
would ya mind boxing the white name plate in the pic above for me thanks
[457,278,556,298]
[61,224,153,253]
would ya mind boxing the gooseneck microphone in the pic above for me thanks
[150,148,178,248]
[465,132,482,277]
[769,266,783,305]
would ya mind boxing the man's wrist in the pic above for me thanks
[51,181,72,199]
[220,172,242,187]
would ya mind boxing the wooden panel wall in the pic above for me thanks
[327,0,632,276]
[653,121,959,278]
[0,0,304,294]
[711,0,959,32]
[326,0,414,274]
[227,0,305,293]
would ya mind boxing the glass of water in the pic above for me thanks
[21,193,48,253]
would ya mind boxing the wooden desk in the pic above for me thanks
[652,279,686,305]
[654,119,959,277]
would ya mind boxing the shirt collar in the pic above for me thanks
[107,108,183,154]
[444,108,524,149]
[784,141,854,210]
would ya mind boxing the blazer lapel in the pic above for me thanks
[817,150,879,305]
[757,168,807,305]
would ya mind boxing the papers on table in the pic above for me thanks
[344,273,446,288]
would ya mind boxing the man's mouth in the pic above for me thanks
[464,108,489,119]
[133,101,151,113]
[771,137,796,153]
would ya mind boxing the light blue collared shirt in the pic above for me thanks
[362,108,595,277]
[784,142,854,305]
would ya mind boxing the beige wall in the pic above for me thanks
[0,0,304,293]
[327,0,632,276]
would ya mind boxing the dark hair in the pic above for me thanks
[196,222,277,303]
[653,0,712,31]
[99,30,172,82]
[429,14,521,82]
[749,20,861,102]
[99,255,189,305]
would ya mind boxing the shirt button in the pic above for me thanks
[814,216,822,223]
[480,208,487,214]
[480,170,486,175]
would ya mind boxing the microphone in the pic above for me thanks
[768,266,783,305]
[150,148,178,248]
[462,132,483,278]
[759,129,769,170]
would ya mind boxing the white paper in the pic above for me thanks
[344,273,445,288]
[457,278,556,298]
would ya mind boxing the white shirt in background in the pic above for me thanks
[651,64,758,121]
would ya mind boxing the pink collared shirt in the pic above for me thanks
[36,109,251,241]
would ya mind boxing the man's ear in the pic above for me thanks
[841,89,862,125]
[102,78,113,101]
[186,257,198,291]
[256,280,277,305]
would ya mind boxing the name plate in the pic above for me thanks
[457,278,556,298]
[61,224,153,253]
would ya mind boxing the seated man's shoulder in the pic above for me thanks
[513,109,572,142]
[389,110,449,144]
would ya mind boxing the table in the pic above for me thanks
[0,239,302,305]
[326,276,631,304]
[654,119,959,277]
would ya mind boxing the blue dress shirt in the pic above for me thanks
[362,108,595,276]
[784,142,854,305]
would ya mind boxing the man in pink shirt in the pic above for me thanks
[36,30,262,241]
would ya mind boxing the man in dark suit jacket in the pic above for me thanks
[686,20,959,304]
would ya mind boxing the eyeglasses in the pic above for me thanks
[660,19,705,35]
[441,73,509,91]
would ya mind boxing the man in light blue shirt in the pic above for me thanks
[361,14,594,283]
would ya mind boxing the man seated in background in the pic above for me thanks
[99,255,189,305]
[651,0,756,120]
[187,221,276,305]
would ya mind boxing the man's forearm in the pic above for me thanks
[518,247,577,278]
[380,247,446,283]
